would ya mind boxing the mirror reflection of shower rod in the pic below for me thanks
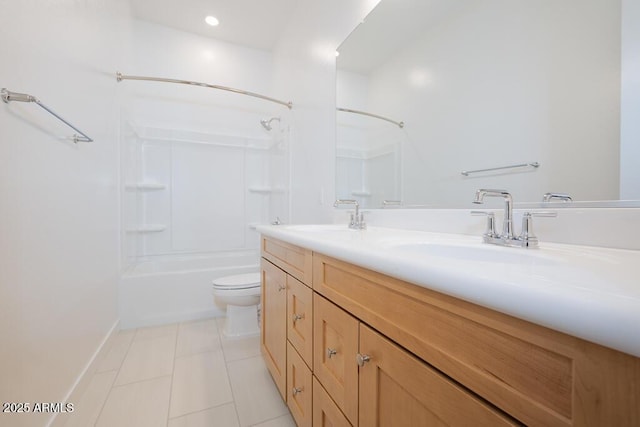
[461,162,540,176]
[1,88,93,143]
[116,72,292,109]
[337,107,404,128]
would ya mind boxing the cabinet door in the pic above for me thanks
[313,294,359,426]
[313,377,351,427]
[358,324,520,426]
[287,342,313,427]
[287,275,313,366]
[260,259,287,400]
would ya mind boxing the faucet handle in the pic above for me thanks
[471,210,496,238]
[542,193,572,202]
[519,211,557,247]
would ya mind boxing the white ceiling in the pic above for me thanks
[131,0,299,51]
[337,0,472,74]
[130,0,466,73]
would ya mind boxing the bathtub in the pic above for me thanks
[119,250,259,329]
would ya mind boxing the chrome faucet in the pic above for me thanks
[473,189,514,239]
[472,189,557,248]
[334,199,366,229]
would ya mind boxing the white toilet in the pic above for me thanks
[212,272,261,338]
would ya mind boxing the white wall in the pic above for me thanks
[0,1,131,426]
[272,0,381,223]
[621,0,640,199]
[358,0,621,207]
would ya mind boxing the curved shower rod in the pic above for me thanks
[337,107,404,128]
[116,72,292,109]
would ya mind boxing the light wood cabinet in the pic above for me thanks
[262,235,312,285]
[358,323,519,426]
[287,275,313,365]
[313,252,640,427]
[312,377,351,427]
[288,342,313,427]
[260,258,288,400]
[312,294,359,426]
[261,237,315,422]
[262,236,640,426]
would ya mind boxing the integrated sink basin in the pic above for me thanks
[389,241,559,265]
[279,224,354,233]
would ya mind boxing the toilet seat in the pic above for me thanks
[212,272,260,291]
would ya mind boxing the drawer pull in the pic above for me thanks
[356,353,371,367]
[292,313,305,323]
[292,386,303,396]
[327,348,337,359]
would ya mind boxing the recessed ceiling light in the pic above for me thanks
[205,16,219,27]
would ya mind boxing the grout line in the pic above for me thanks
[109,374,173,389]
[93,327,138,426]
[211,319,243,426]
[165,321,181,425]
[166,401,238,422]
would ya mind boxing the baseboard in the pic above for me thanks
[47,319,120,427]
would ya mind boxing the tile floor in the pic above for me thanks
[61,318,295,427]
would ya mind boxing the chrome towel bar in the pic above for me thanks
[116,72,293,109]
[1,88,93,143]
[461,162,539,176]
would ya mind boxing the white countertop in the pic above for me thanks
[257,224,640,358]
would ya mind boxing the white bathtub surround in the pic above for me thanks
[332,206,640,250]
[258,224,640,358]
[120,20,293,269]
[119,251,259,329]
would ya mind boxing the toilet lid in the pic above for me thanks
[212,272,261,290]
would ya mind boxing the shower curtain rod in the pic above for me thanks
[116,72,292,109]
[1,88,93,143]
[337,107,404,128]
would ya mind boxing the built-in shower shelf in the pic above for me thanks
[351,190,372,197]
[248,187,286,194]
[125,182,167,191]
[126,224,167,233]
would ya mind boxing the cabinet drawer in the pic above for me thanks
[287,275,313,366]
[313,376,351,427]
[313,294,359,426]
[359,323,519,426]
[287,342,312,427]
[314,254,571,426]
[262,236,312,285]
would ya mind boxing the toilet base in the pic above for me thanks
[221,304,260,339]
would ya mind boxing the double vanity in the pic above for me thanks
[257,223,640,426]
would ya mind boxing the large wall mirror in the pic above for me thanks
[336,0,639,208]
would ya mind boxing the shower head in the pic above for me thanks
[260,116,280,131]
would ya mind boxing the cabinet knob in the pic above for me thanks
[326,348,337,359]
[292,313,304,323]
[277,285,286,292]
[292,386,303,396]
[356,353,371,367]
